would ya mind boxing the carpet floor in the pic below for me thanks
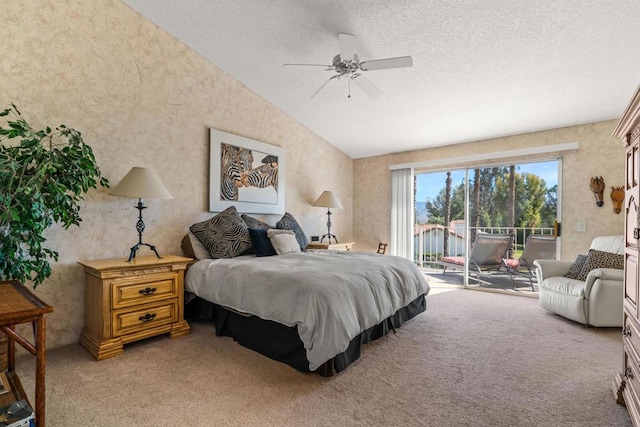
[15,288,632,426]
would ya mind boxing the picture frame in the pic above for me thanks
[209,128,285,214]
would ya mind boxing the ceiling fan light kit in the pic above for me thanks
[285,33,413,99]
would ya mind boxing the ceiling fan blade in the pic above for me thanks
[284,63,332,68]
[311,75,340,99]
[360,56,413,71]
[339,33,355,62]
[352,74,382,99]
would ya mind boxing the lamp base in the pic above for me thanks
[126,199,162,262]
[320,233,339,244]
[127,242,161,262]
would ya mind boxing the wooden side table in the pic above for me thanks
[306,242,355,251]
[78,255,191,361]
[0,280,54,427]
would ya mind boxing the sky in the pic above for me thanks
[415,160,558,204]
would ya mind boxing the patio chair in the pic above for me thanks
[438,233,513,283]
[502,235,556,291]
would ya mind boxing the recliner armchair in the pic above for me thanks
[534,235,624,327]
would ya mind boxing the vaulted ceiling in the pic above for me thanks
[122,0,640,159]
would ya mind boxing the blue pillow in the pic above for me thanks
[248,228,276,257]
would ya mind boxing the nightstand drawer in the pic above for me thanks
[111,273,179,310]
[112,300,178,337]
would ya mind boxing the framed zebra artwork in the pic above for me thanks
[209,128,285,214]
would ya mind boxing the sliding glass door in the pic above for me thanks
[415,159,560,290]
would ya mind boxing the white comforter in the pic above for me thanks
[185,251,430,371]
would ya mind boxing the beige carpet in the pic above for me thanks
[15,289,631,426]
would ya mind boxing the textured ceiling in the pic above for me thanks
[121,0,640,159]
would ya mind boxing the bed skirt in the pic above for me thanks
[185,294,427,377]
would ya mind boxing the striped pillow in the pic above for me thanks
[190,206,251,258]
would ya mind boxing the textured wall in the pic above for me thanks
[354,120,625,260]
[1,0,353,348]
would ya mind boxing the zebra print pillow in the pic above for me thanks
[276,212,308,251]
[190,206,252,259]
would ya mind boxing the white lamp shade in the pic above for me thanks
[313,191,343,209]
[109,167,173,199]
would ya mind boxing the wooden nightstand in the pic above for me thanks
[306,242,355,251]
[78,255,191,361]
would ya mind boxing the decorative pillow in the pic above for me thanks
[181,231,212,260]
[267,229,301,255]
[575,249,624,281]
[189,206,251,259]
[275,212,308,251]
[239,214,273,254]
[565,254,588,279]
[241,214,272,230]
[248,228,277,257]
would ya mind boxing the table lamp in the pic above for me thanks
[313,190,343,244]
[109,167,173,261]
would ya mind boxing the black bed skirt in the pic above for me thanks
[185,294,427,376]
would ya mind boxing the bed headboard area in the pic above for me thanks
[183,206,309,260]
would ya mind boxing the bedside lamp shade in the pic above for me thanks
[109,167,173,200]
[110,167,172,262]
[313,191,343,244]
[313,191,343,209]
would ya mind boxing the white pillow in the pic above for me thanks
[267,229,301,255]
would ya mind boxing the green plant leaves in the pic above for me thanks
[0,104,110,288]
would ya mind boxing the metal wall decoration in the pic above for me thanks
[590,176,605,207]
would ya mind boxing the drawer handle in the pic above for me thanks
[138,313,157,323]
[623,326,632,337]
[138,287,157,296]
[626,367,634,380]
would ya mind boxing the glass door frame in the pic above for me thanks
[415,156,563,288]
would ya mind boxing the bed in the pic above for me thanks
[184,250,430,376]
[182,207,430,375]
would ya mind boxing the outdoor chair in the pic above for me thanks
[439,233,513,283]
[502,235,556,291]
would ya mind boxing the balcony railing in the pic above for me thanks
[414,225,555,267]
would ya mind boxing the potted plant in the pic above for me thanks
[0,103,109,369]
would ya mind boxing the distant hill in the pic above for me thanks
[416,201,428,223]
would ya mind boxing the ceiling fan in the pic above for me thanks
[284,33,413,99]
